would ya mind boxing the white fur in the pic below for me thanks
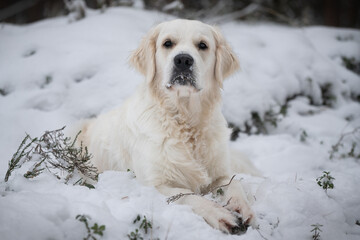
[77,19,260,234]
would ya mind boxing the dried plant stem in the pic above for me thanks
[5,134,36,182]
[330,126,360,159]
[167,175,236,204]
[4,126,97,186]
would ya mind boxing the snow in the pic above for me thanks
[1,7,360,240]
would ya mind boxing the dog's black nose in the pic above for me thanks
[174,54,194,71]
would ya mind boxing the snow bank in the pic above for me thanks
[1,7,360,240]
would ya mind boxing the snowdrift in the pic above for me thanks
[1,7,360,240]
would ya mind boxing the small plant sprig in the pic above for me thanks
[348,142,358,158]
[329,127,360,160]
[127,228,143,240]
[216,188,224,196]
[167,175,236,204]
[76,215,106,240]
[316,171,335,193]
[4,135,37,182]
[229,104,287,140]
[4,127,98,186]
[300,129,308,142]
[310,223,323,240]
[128,215,158,240]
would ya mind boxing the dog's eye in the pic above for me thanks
[163,40,173,48]
[198,42,208,50]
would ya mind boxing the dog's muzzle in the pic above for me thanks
[166,54,199,90]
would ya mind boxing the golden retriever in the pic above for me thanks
[77,19,259,234]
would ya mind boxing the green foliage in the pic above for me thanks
[4,134,37,182]
[329,127,360,160]
[320,83,336,107]
[228,123,241,141]
[0,88,9,96]
[316,171,335,193]
[91,223,106,236]
[217,188,224,196]
[128,229,143,240]
[73,178,96,189]
[300,129,308,142]
[126,168,136,177]
[336,35,354,41]
[229,105,287,140]
[351,93,360,103]
[4,127,98,187]
[40,75,53,88]
[128,215,158,240]
[249,109,284,134]
[346,142,360,159]
[341,56,360,75]
[227,84,345,141]
[76,215,106,240]
[310,223,323,240]
[139,216,152,234]
[23,49,37,57]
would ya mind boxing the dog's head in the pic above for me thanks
[130,19,239,98]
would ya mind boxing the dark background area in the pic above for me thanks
[0,0,359,28]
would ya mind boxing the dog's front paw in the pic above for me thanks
[224,196,257,229]
[220,218,249,235]
[201,202,249,235]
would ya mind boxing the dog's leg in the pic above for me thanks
[230,149,262,177]
[212,177,257,228]
[157,185,244,234]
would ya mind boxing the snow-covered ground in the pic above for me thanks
[1,7,360,240]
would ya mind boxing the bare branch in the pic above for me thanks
[4,127,97,187]
[166,175,237,204]
[208,175,236,193]
[207,3,260,24]
[329,126,360,159]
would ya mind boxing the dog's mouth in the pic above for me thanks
[166,71,200,92]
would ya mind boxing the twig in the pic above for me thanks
[206,2,299,26]
[76,215,94,240]
[207,3,260,24]
[256,228,269,240]
[329,126,360,159]
[223,197,233,207]
[209,175,236,193]
[166,192,196,204]
[260,6,298,26]
[4,127,97,186]
[164,219,173,240]
[4,134,36,182]
[166,175,236,204]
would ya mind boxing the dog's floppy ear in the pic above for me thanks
[211,26,240,88]
[129,25,160,84]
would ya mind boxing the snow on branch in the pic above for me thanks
[4,127,98,187]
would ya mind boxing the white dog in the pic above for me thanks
[77,19,259,234]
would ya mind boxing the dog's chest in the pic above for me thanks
[169,120,216,169]
[149,105,228,190]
